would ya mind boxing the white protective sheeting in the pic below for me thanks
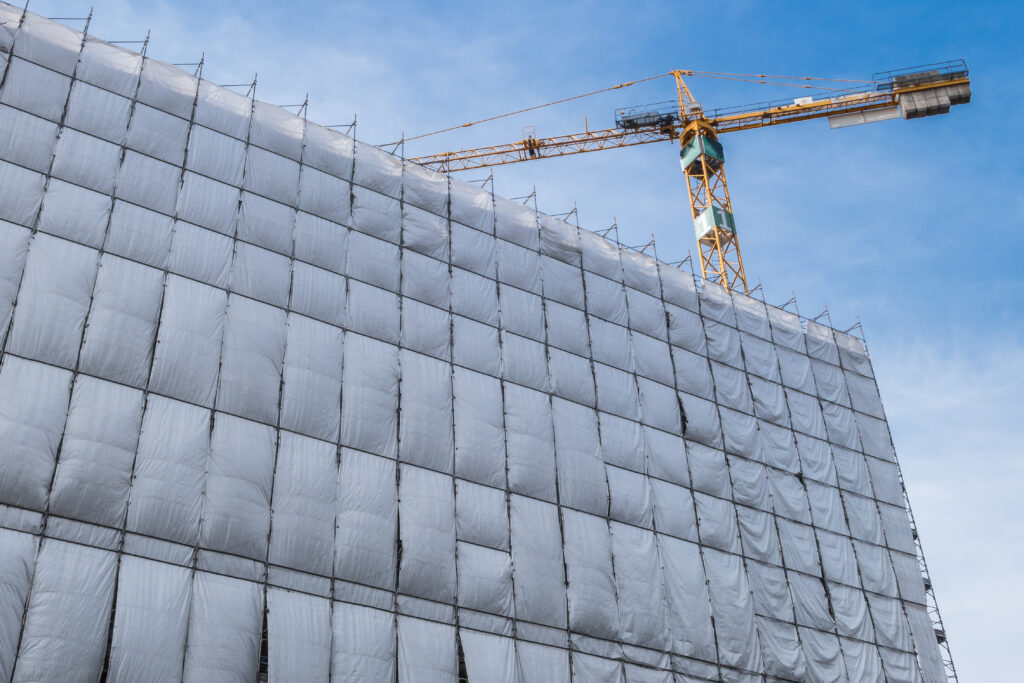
[553,398,609,516]
[280,314,344,442]
[0,356,72,510]
[200,413,276,560]
[510,495,567,628]
[704,548,761,671]
[399,464,457,604]
[658,535,716,660]
[267,588,331,683]
[454,367,506,487]
[610,522,670,650]
[13,540,116,683]
[341,334,399,459]
[106,556,191,682]
[398,615,457,683]
[504,383,557,501]
[332,602,396,683]
[7,234,97,369]
[334,450,397,590]
[399,349,454,473]
[0,528,37,683]
[48,376,143,527]
[563,509,621,640]
[268,432,337,576]
[181,572,262,683]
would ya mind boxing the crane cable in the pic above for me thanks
[387,70,873,146]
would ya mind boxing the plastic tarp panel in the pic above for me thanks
[460,630,517,683]
[13,540,115,682]
[200,413,276,560]
[632,332,673,386]
[666,304,706,355]
[454,368,506,488]
[704,320,742,369]
[677,392,721,449]
[880,504,916,555]
[250,100,304,160]
[799,627,846,683]
[755,617,806,681]
[599,411,644,473]
[187,125,246,187]
[810,359,849,407]
[540,255,584,311]
[0,528,37,683]
[539,214,581,266]
[125,395,209,545]
[455,480,509,551]
[452,268,499,327]
[659,266,698,312]
[453,315,500,377]
[115,151,181,215]
[106,556,191,682]
[495,240,540,296]
[280,314,343,441]
[579,229,622,281]
[176,173,240,237]
[149,275,227,406]
[607,466,653,529]
[518,640,570,683]
[403,203,449,261]
[805,481,848,535]
[0,356,72,510]
[294,211,348,275]
[785,389,826,440]
[854,540,898,597]
[572,651,625,683]
[611,522,670,649]
[856,412,896,462]
[266,588,331,683]
[843,492,884,545]
[703,548,761,671]
[767,469,810,523]
[399,464,457,604]
[504,384,557,502]
[879,647,923,683]
[341,334,400,459]
[749,377,788,427]
[398,615,457,683]
[585,271,628,326]
[291,262,346,328]
[788,571,833,631]
[553,398,609,517]
[817,529,860,587]
[589,317,633,372]
[672,347,713,400]
[37,179,111,248]
[403,162,448,217]
[0,221,29,346]
[137,57,197,119]
[77,39,143,97]
[637,378,680,435]
[268,432,337,576]
[237,192,296,256]
[449,177,493,233]
[354,142,402,199]
[14,13,81,75]
[846,371,885,418]
[803,321,839,364]
[865,457,904,506]
[402,297,450,363]
[719,407,759,461]
[510,495,567,628]
[8,233,97,369]
[457,542,513,616]
[620,250,660,298]
[403,248,451,310]
[594,363,639,421]
[835,331,874,379]
[331,602,396,683]
[694,492,740,554]
[451,223,496,278]
[493,195,538,250]
[745,561,793,622]
[905,603,948,683]
[216,294,287,424]
[181,571,262,683]
[299,167,351,226]
[546,300,590,356]
[657,535,715,661]
[104,200,172,269]
[830,581,875,641]
[840,638,886,682]
[244,146,300,206]
[777,519,821,576]
[1,58,72,123]
[795,434,837,486]
[821,402,861,451]
[195,79,251,139]
[688,444,731,502]
[399,349,454,473]
[0,159,45,227]
[0,103,59,172]
[334,450,397,590]
[166,221,234,288]
[739,332,779,383]
[563,508,621,641]
[78,255,163,388]
[626,288,667,341]
[127,103,189,166]
[832,446,872,497]
[776,347,816,395]
[736,507,782,566]
[728,456,770,512]
[48,376,143,527]
[499,285,544,341]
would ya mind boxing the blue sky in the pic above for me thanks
[25,0,1024,679]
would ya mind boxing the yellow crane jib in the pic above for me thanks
[408,60,971,294]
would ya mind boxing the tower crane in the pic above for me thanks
[407,60,971,293]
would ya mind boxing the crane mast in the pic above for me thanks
[408,61,970,293]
